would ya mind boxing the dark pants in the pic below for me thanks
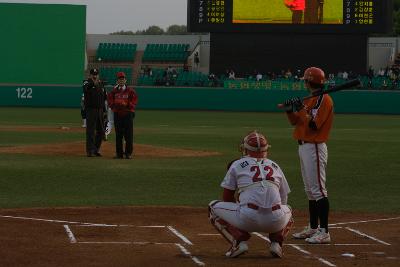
[292,10,303,24]
[304,0,322,24]
[114,112,135,157]
[86,108,104,155]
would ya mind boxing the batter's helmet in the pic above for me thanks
[302,67,325,86]
[240,131,270,157]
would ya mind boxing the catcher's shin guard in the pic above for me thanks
[208,200,250,244]
[269,214,294,244]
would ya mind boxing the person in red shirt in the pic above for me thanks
[284,0,305,24]
[108,72,138,159]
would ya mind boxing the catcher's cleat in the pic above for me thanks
[270,242,283,258]
[305,228,331,244]
[292,226,318,239]
[225,241,248,258]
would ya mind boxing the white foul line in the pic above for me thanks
[345,227,391,245]
[252,232,271,243]
[63,225,77,243]
[329,216,400,226]
[289,244,336,267]
[167,226,193,245]
[175,243,205,266]
[78,241,177,245]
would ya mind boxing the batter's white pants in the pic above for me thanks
[210,202,292,234]
[298,143,328,201]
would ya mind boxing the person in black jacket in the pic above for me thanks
[83,68,107,157]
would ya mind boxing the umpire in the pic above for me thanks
[108,72,138,159]
[83,68,107,157]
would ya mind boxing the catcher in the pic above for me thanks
[208,131,293,258]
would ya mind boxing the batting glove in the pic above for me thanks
[284,99,294,112]
[290,97,304,112]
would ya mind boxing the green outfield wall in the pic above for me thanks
[0,3,86,85]
[0,85,399,114]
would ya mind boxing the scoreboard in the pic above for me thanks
[187,0,392,34]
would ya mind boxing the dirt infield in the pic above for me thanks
[0,207,399,267]
[0,126,220,158]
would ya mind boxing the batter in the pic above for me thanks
[283,66,334,244]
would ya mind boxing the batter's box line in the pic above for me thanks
[63,225,205,266]
[289,244,336,267]
[344,227,391,245]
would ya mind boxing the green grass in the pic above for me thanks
[233,0,343,24]
[0,107,399,214]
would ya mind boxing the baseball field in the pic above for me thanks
[0,107,399,266]
[233,0,343,24]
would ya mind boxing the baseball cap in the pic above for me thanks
[116,72,126,79]
[90,68,99,75]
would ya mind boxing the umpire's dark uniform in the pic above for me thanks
[83,68,106,157]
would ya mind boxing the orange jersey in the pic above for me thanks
[286,94,334,143]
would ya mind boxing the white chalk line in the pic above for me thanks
[287,243,378,246]
[0,214,165,228]
[345,227,391,245]
[167,226,193,245]
[329,216,400,226]
[252,232,271,243]
[63,225,77,243]
[289,244,336,267]
[175,243,205,266]
[78,241,177,245]
[77,224,166,228]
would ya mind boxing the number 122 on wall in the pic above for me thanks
[16,87,33,99]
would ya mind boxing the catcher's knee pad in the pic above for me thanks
[208,200,220,219]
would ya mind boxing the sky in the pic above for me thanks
[1,0,188,34]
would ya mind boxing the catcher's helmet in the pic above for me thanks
[240,131,270,157]
[303,67,325,86]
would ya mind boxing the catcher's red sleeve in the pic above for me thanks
[222,188,236,203]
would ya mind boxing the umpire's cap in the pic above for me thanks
[90,68,99,75]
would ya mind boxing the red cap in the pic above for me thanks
[116,72,126,79]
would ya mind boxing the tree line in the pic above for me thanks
[110,25,191,35]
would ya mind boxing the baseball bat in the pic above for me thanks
[277,78,361,109]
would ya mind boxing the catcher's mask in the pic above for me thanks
[240,131,270,158]
[302,67,325,87]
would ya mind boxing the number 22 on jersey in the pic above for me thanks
[250,165,274,182]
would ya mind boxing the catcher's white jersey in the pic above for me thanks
[210,156,292,234]
[221,156,291,208]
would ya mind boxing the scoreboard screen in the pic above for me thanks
[187,0,392,33]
